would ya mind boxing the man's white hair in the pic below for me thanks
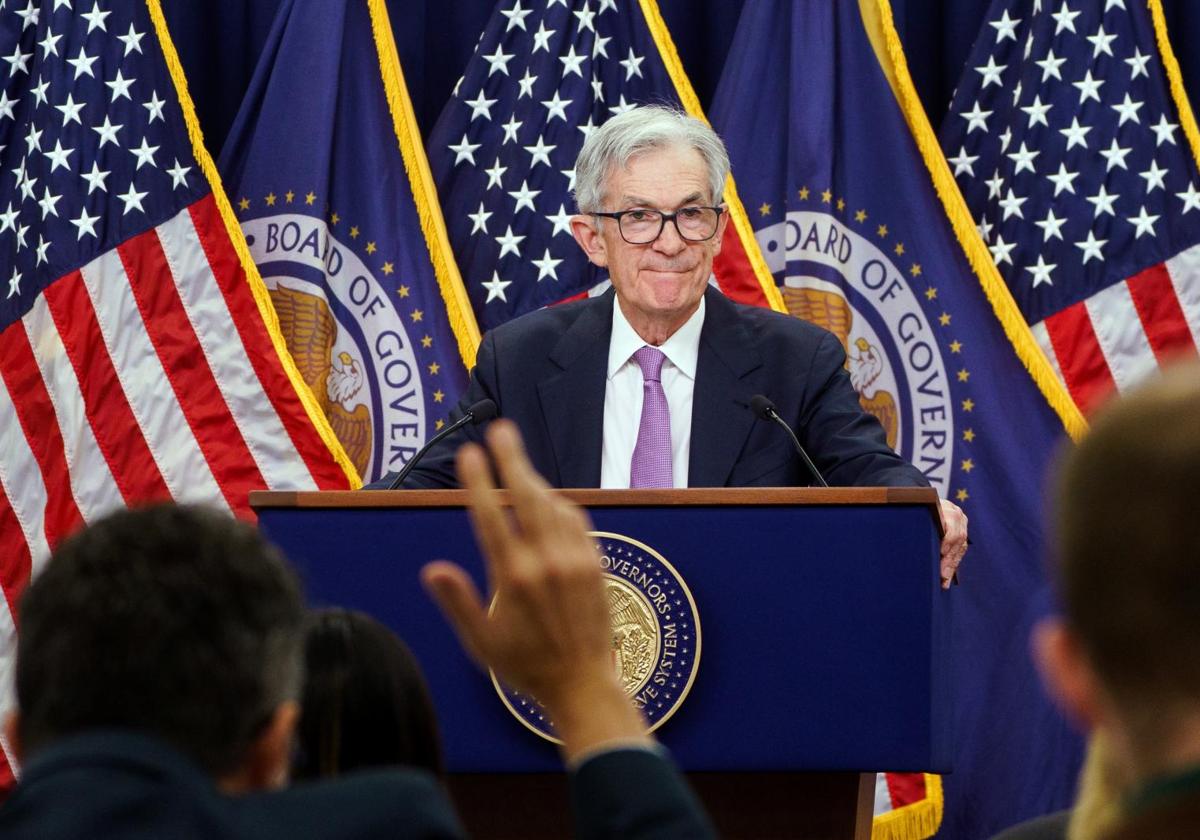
[572,105,730,213]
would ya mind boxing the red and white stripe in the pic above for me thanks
[0,193,352,784]
[1033,245,1200,414]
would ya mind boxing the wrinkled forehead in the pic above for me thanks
[598,143,713,205]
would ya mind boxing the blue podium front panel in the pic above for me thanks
[255,493,951,774]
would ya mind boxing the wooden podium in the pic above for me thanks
[251,487,952,839]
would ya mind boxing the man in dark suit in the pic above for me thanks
[1030,364,1200,840]
[382,105,968,585]
[0,422,714,839]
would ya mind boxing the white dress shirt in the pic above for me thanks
[600,297,705,488]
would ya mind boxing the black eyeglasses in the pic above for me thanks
[592,206,725,244]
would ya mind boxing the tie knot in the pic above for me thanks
[632,346,666,382]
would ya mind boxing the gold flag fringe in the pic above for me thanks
[367,0,482,369]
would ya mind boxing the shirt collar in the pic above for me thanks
[608,294,706,380]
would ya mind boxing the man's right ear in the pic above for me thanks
[4,709,23,764]
[570,215,609,268]
[1033,618,1105,731]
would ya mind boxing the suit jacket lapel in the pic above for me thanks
[536,290,614,487]
[688,287,765,487]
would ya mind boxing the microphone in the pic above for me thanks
[386,399,498,489]
[749,394,829,487]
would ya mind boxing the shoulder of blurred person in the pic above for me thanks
[1099,771,1200,840]
[236,767,462,839]
[0,729,463,840]
[989,810,1070,840]
[990,729,1128,840]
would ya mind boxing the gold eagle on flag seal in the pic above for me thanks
[782,286,898,449]
[269,285,373,477]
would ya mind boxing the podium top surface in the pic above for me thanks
[251,485,940,510]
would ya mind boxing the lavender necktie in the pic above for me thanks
[630,346,673,488]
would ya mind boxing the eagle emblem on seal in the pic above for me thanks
[492,533,701,742]
[782,285,899,449]
[269,285,374,477]
[607,580,659,694]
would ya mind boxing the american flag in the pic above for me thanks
[0,0,354,784]
[426,0,779,334]
[941,0,1200,413]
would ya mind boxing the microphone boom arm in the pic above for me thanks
[749,394,829,487]
[385,399,497,490]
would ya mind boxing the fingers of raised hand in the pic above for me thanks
[421,560,490,666]
[457,440,512,591]
[486,420,556,542]
[503,493,603,651]
[480,420,600,582]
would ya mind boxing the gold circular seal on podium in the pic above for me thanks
[491,531,702,744]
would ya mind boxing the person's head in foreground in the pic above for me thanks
[9,503,305,792]
[1035,363,1200,833]
[293,607,443,780]
[570,105,730,345]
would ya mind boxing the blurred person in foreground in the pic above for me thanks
[293,608,444,781]
[1032,363,1200,840]
[0,420,713,839]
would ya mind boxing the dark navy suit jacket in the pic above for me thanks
[0,730,714,839]
[380,286,927,489]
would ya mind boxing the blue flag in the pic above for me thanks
[218,0,477,484]
[710,1,1086,837]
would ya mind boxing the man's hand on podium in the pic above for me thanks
[938,498,969,589]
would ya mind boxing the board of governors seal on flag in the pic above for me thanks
[755,207,956,496]
[492,533,701,743]
[239,210,431,483]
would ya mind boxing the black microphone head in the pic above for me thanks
[749,394,776,420]
[467,398,498,424]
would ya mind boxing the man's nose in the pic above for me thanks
[652,216,687,255]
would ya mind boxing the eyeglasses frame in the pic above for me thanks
[591,205,726,245]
